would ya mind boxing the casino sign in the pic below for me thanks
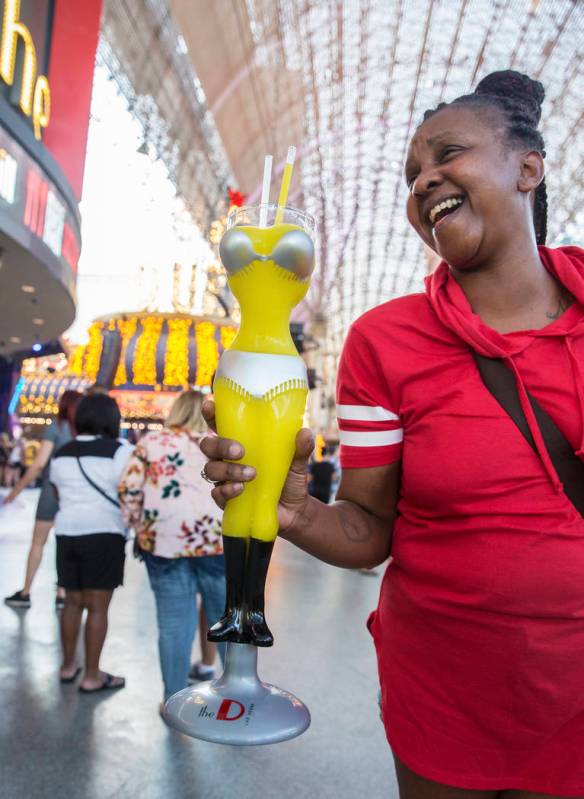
[0,0,102,356]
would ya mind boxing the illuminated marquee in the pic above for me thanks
[0,0,51,140]
[0,146,16,202]
[0,124,81,275]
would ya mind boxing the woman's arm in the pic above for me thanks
[200,401,400,570]
[280,462,399,569]
[3,440,54,502]
[118,442,147,528]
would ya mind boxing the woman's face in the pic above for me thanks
[405,105,535,270]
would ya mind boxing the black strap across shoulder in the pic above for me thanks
[76,457,120,508]
[473,352,584,519]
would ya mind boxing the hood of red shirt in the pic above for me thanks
[425,246,584,357]
[425,245,584,491]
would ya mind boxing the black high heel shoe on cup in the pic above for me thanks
[241,538,274,647]
[207,535,250,644]
[207,536,275,646]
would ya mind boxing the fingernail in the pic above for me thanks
[242,467,255,479]
[232,482,243,493]
[229,444,242,458]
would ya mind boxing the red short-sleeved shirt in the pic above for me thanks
[336,247,584,795]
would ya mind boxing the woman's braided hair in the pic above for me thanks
[422,70,548,245]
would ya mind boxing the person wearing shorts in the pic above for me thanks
[50,394,133,693]
[4,391,81,610]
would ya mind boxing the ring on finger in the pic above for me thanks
[200,466,222,486]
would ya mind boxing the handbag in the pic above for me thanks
[472,353,584,519]
[76,457,143,559]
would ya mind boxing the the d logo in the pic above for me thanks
[217,699,245,721]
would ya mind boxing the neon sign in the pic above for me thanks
[0,124,81,275]
[0,0,51,140]
[0,146,16,202]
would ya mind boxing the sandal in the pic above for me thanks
[79,673,125,693]
[60,665,82,684]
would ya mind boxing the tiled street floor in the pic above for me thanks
[0,488,397,799]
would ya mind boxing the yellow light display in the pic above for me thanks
[194,321,218,388]
[132,316,164,386]
[0,0,51,139]
[17,314,239,426]
[32,73,50,140]
[113,316,138,386]
[84,322,104,382]
[163,318,191,388]
[220,325,237,351]
[68,345,86,376]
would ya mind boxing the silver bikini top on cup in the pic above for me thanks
[219,228,315,280]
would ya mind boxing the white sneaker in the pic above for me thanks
[187,662,215,683]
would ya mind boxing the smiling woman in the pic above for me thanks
[405,72,548,278]
[201,69,584,799]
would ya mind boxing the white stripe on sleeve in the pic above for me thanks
[339,429,403,447]
[336,404,399,422]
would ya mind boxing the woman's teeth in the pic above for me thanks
[429,196,464,225]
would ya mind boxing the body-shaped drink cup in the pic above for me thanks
[208,205,315,647]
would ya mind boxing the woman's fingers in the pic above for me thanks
[279,428,314,509]
[199,433,255,485]
[290,428,315,473]
[200,432,243,462]
[202,399,217,433]
[211,482,244,510]
[204,458,256,483]
[202,427,313,516]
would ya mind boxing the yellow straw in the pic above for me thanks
[275,145,296,224]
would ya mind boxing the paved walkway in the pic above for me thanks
[0,489,398,799]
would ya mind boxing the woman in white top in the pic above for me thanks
[50,394,133,693]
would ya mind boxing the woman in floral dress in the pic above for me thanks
[119,390,225,704]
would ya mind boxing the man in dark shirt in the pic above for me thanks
[308,448,338,504]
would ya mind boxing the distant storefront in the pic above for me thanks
[0,0,102,427]
[0,0,103,354]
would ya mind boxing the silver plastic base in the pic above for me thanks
[163,642,310,746]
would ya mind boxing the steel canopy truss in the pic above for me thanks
[105,0,584,357]
[100,0,235,232]
[245,0,584,355]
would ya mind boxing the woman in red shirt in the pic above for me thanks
[202,70,584,798]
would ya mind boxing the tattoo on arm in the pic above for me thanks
[336,501,374,543]
[286,495,392,567]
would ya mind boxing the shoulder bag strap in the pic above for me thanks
[76,456,120,508]
[473,352,584,518]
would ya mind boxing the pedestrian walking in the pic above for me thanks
[51,393,132,692]
[4,390,82,610]
[119,390,225,708]
[308,447,338,504]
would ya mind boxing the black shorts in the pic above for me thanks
[35,480,58,522]
[56,534,126,591]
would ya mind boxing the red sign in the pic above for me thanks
[0,125,81,275]
[41,0,103,200]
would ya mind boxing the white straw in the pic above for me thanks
[259,154,273,227]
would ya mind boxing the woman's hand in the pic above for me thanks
[199,399,315,532]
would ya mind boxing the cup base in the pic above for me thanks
[163,643,310,746]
